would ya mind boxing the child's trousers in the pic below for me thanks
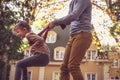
[60,31,92,80]
[14,53,49,80]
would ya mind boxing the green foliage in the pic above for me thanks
[110,22,120,38]
[106,1,120,55]
[0,0,35,61]
[19,41,27,51]
[0,4,22,60]
[110,1,120,21]
[0,60,5,68]
[0,1,35,79]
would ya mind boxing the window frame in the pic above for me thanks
[85,72,97,80]
[46,31,57,43]
[28,70,32,80]
[85,50,98,61]
[111,59,119,68]
[52,71,60,80]
[54,47,65,61]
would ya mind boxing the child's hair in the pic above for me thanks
[14,21,31,31]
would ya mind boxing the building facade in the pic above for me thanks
[10,26,120,80]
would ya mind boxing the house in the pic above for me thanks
[9,26,120,80]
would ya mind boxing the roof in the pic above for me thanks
[47,26,69,61]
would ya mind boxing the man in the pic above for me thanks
[47,0,92,80]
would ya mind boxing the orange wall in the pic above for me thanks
[43,61,105,80]
[81,62,104,80]
[28,67,40,80]
[44,65,60,80]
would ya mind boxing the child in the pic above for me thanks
[14,21,50,80]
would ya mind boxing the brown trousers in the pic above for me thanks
[60,31,92,80]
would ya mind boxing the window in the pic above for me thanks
[85,73,97,80]
[52,71,60,80]
[54,47,65,60]
[110,76,120,80]
[85,50,97,61]
[24,47,32,57]
[46,31,57,43]
[28,71,32,80]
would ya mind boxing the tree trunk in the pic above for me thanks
[0,53,8,80]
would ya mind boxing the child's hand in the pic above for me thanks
[29,46,35,54]
[28,46,32,54]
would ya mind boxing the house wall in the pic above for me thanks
[42,61,105,80]
[9,62,111,80]
[81,62,104,80]
[9,64,15,80]
[27,67,40,80]
[44,65,60,80]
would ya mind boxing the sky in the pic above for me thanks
[92,4,117,46]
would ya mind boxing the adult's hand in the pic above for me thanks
[47,22,55,29]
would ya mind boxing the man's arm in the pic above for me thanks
[52,0,88,26]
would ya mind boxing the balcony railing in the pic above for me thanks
[82,56,112,63]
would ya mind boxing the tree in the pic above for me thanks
[92,0,120,49]
[93,0,120,77]
[0,0,34,80]
[109,1,120,46]
[0,1,20,80]
[105,0,120,42]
